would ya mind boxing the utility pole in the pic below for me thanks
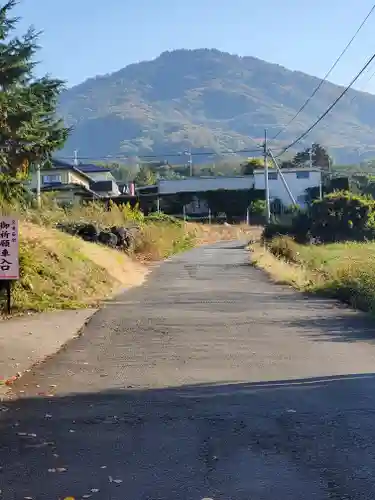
[267,149,297,206]
[309,144,313,170]
[74,149,79,167]
[188,151,193,177]
[263,129,271,223]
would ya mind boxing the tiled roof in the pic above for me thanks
[76,164,112,173]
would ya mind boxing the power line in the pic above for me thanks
[55,145,284,163]
[271,3,375,142]
[275,51,375,158]
[350,64,375,103]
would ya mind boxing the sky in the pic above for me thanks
[13,0,375,92]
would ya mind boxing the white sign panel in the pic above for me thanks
[0,217,19,280]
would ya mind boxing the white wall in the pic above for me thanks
[254,169,321,207]
[158,176,254,194]
[86,171,115,182]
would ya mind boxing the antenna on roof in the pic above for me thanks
[73,150,79,167]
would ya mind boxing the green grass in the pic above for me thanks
[260,236,375,313]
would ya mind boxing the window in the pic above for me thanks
[42,174,62,184]
[296,171,310,179]
[268,172,278,180]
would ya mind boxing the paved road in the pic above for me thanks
[2,241,375,499]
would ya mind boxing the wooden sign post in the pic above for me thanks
[0,217,19,313]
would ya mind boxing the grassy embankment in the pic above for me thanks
[3,199,257,313]
[251,235,375,312]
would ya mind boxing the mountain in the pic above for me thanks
[58,48,375,164]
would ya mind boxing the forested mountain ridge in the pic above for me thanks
[58,48,375,163]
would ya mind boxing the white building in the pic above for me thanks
[157,168,321,213]
[253,168,322,208]
[158,176,254,195]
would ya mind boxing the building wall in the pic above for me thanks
[86,171,114,182]
[29,169,90,190]
[68,171,90,189]
[158,176,254,194]
[254,169,321,207]
[29,169,69,189]
[184,196,209,215]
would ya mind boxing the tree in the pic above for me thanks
[134,165,157,186]
[292,143,331,170]
[0,1,69,177]
[240,157,263,175]
[280,159,295,169]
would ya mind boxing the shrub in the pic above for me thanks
[261,222,292,242]
[249,199,266,215]
[308,191,375,242]
[267,236,300,263]
[145,212,183,226]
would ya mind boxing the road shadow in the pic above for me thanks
[1,374,375,499]
[288,312,375,343]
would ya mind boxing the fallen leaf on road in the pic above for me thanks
[100,465,107,469]
[69,429,75,433]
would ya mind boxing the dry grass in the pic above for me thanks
[252,235,375,313]
[250,243,315,289]
[0,198,264,313]
[9,222,148,313]
[190,223,262,245]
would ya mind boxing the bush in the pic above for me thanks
[308,191,375,242]
[261,222,292,242]
[267,236,300,263]
[145,212,183,226]
[249,199,266,215]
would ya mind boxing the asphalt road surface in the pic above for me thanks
[2,241,375,499]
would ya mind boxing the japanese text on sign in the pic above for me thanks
[0,217,19,280]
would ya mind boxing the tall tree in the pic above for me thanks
[134,165,157,186]
[292,143,331,170]
[0,1,69,177]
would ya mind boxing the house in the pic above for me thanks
[29,160,100,204]
[61,161,121,197]
[155,168,322,215]
[158,176,255,215]
[253,167,322,208]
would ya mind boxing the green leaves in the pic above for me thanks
[0,1,69,176]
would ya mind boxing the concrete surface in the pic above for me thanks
[0,309,96,395]
[1,242,375,498]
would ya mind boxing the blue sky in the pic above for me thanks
[14,0,375,92]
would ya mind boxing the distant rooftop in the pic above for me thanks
[52,158,111,173]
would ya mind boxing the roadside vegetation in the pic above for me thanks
[253,191,375,313]
[0,198,254,314]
